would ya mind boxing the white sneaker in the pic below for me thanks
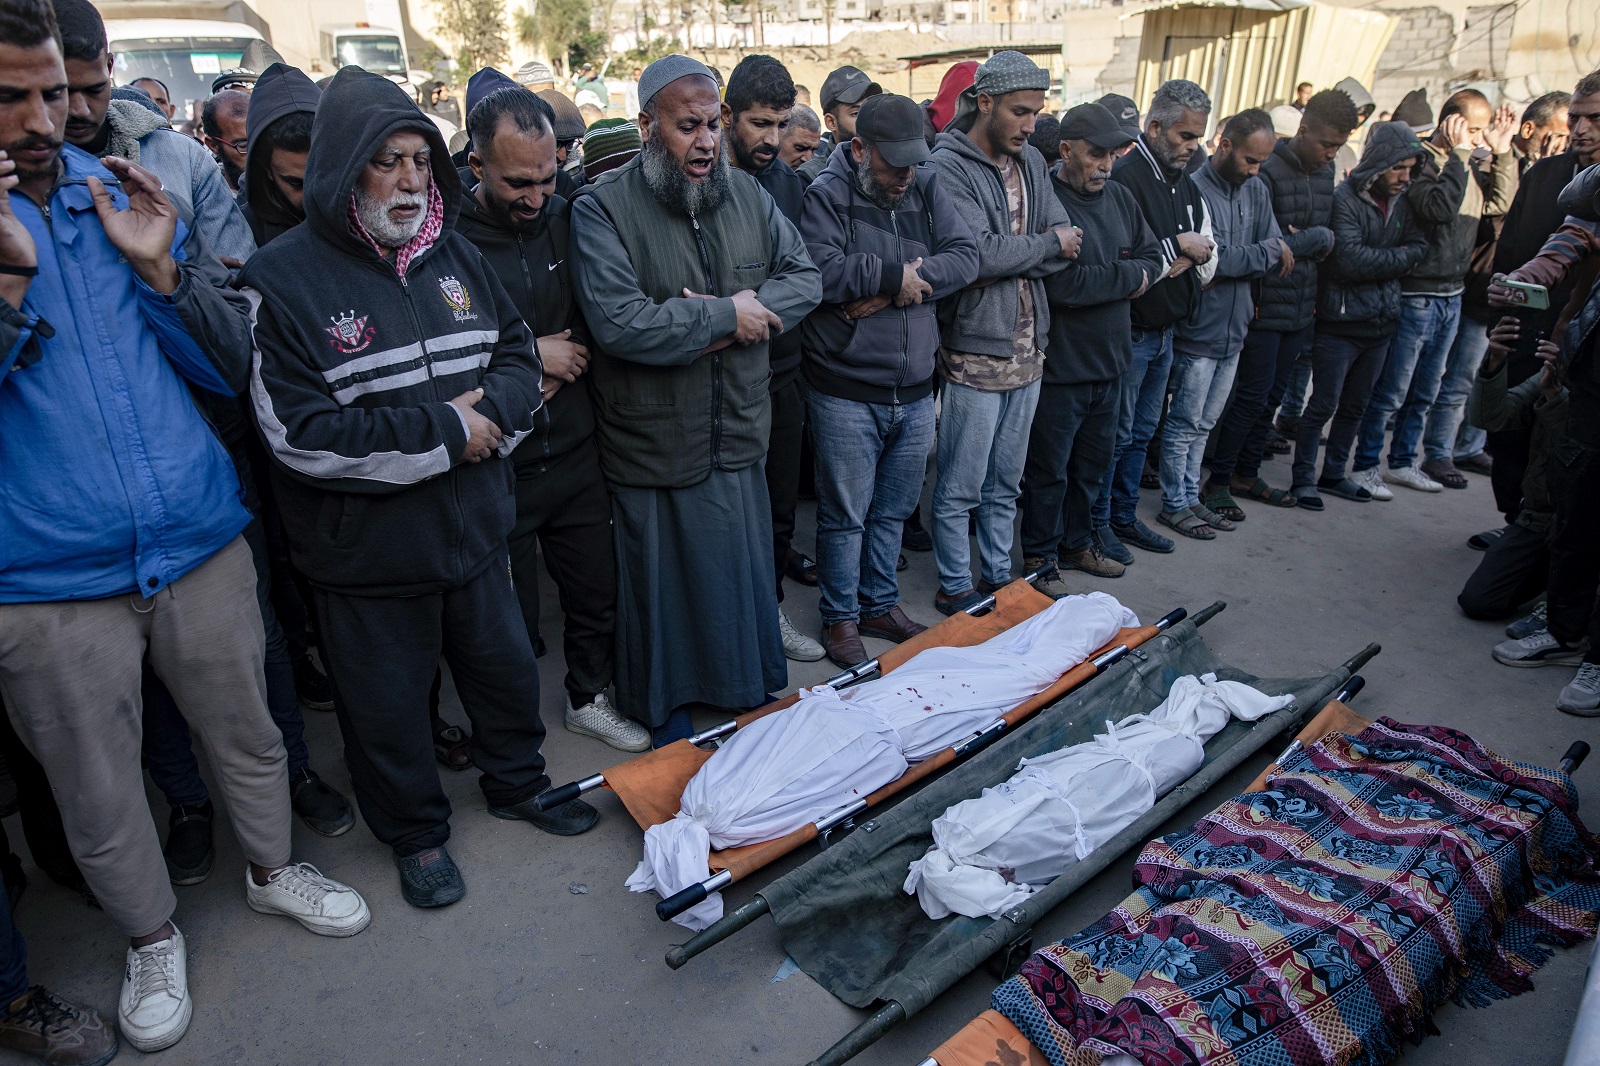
[1382,465,1442,492]
[245,863,371,937]
[1492,630,1590,668]
[119,924,191,1052]
[1351,468,1393,501]
[779,609,825,662]
[1558,663,1600,716]
[565,692,650,752]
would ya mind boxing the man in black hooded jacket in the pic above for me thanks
[455,86,651,754]
[240,67,592,910]
[237,62,320,246]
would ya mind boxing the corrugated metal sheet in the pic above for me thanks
[1131,1,1392,125]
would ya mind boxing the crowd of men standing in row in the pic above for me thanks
[2,0,1600,1056]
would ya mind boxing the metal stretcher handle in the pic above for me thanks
[656,870,733,921]
[656,799,868,922]
[533,774,605,812]
[1561,742,1590,776]
[1335,675,1365,703]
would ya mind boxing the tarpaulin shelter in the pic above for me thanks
[1131,0,1394,129]
[662,612,1379,1065]
[536,579,1187,922]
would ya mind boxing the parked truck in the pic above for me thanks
[97,0,418,116]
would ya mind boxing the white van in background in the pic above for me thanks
[105,18,266,121]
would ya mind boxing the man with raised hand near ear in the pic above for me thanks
[0,0,371,1052]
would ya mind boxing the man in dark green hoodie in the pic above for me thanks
[241,67,593,911]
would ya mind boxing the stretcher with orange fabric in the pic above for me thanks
[534,575,1190,921]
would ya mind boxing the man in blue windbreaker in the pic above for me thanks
[0,0,371,1054]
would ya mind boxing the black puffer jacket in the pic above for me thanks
[1253,138,1335,332]
[1316,121,1430,339]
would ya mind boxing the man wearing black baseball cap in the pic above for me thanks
[797,64,882,181]
[1096,92,1142,152]
[1022,102,1163,583]
[799,93,979,666]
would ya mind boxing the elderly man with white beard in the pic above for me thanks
[571,55,822,747]
[241,67,591,912]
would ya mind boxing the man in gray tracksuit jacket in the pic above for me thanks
[927,50,1077,615]
[1161,109,1286,537]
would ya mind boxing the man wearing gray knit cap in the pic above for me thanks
[571,55,823,746]
[929,50,1083,609]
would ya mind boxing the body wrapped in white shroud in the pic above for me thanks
[903,674,1293,920]
[628,593,1139,929]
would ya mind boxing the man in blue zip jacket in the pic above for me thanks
[0,0,371,1053]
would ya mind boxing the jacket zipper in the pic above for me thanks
[516,232,552,470]
[691,215,724,466]
[892,207,907,404]
[394,255,466,581]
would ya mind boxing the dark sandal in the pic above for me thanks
[1266,435,1292,455]
[1429,467,1468,489]
[1191,503,1236,531]
[1238,477,1298,507]
[1158,508,1216,540]
[1199,486,1246,522]
[433,722,472,771]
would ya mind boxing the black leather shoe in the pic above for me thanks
[395,846,465,908]
[164,802,214,886]
[290,767,355,837]
[489,795,599,836]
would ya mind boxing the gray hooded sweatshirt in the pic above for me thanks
[929,129,1071,373]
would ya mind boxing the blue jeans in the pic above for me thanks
[1428,314,1491,463]
[932,378,1040,595]
[1093,325,1173,528]
[808,387,935,625]
[1352,293,1461,471]
[1160,352,1239,514]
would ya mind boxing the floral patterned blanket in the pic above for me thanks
[994,718,1600,1066]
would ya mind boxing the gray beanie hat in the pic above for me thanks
[639,54,716,110]
[951,50,1051,133]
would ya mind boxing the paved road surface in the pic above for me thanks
[6,458,1595,1065]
